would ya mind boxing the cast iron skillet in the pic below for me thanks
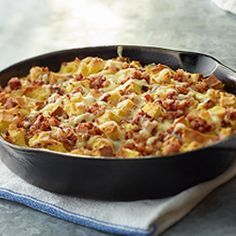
[0,45,235,201]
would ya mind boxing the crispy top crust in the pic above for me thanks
[0,57,235,158]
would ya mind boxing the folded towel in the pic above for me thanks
[0,159,235,236]
[212,0,236,14]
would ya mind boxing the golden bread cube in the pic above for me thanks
[126,80,143,94]
[142,102,161,119]
[97,110,121,124]
[91,137,110,149]
[46,142,67,152]
[29,67,45,81]
[107,91,121,105]
[129,60,142,68]
[70,148,94,156]
[209,105,226,117]
[28,132,67,152]
[48,72,67,84]
[59,61,79,74]
[71,92,83,103]
[90,137,114,156]
[0,110,14,122]
[20,108,31,117]
[220,94,236,107]
[181,141,201,152]
[0,110,15,133]
[8,128,26,146]
[117,148,140,158]
[64,102,85,116]
[77,61,89,77]
[116,99,135,117]
[70,149,85,155]
[190,73,201,82]
[87,58,105,75]
[182,127,216,144]
[219,127,232,138]
[28,136,40,147]
[65,80,88,93]
[0,121,11,133]
[198,110,212,123]
[28,132,49,147]
[100,121,121,140]
[41,103,58,116]
[123,123,136,132]
[79,79,90,89]
[25,86,50,101]
[152,68,171,84]
[65,83,74,93]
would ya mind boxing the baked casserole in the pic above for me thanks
[0,56,235,158]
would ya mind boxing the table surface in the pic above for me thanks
[0,0,235,235]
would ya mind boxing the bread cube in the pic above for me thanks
[25,86,50,101]
[59,61,79,74]
[8,128,26,146]
[97,110,121,124]
[90,137,114,156]
[152,68,171,84]
[142,102,161,119]
[0,110,15,133]
[46,142,67,152]
[71,92,83,103]
[100,121,121,140]
[87,57,105,75]
[64,102,85,116]
[116,99,135,117]
[126,80,143,94]
[77,61,89,76]
[29,67,45,81]
[107,91,121,105]
[117,148,140,158]
[220,94,236,107]
[209,105,226,117]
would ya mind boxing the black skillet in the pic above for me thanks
[0,45,235,201]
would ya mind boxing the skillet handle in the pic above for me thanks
[212,64,236,153]
[213,63,236,95]
[215,63,236,79]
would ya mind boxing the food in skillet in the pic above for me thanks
[0,56,235,158]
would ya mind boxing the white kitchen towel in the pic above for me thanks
[212,0,236,14]
[0,159,235,236]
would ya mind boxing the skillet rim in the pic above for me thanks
[0,44,236,161]
[0,134,236,162]
[1,44,236,74]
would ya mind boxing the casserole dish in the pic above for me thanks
[0,45,235,200]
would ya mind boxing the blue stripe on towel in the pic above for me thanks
[0,188,157,236]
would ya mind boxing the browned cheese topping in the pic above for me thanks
[0,56,235,158]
